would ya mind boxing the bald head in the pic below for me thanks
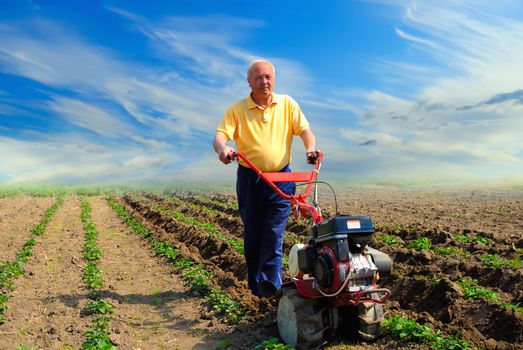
[247,59,275,80]
[247,60,275,102]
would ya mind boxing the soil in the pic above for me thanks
[87,196,226,349]
[0,186,522,350]
[0,196,55,261]
[0,196,90,348]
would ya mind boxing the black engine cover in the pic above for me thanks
[309,215,374,245]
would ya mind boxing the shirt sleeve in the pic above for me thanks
[290,97,310,135]
[216,106,237,141]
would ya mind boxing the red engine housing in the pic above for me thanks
[289,243,390,307]
[313,245,349,294]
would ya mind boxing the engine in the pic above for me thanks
[288,215,392,294]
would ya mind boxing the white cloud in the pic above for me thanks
[0,15,312,184]
[1,3,523,185]
[0,134,183,184]
[48,98,131,137]
[321,0,523,181]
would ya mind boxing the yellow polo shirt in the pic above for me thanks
[216,93,310,172]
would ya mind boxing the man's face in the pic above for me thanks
[248,62,274,97]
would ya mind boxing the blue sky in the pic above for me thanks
[1,0,523,185]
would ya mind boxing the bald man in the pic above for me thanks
[213,59,318,297]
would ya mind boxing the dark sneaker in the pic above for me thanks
[258,280,280,298]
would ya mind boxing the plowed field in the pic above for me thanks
[0,187,521,350]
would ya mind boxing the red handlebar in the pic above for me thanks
[230,150,323,224]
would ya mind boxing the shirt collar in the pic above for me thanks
[247,93,279,109]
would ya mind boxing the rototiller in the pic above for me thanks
[231,151,392,349]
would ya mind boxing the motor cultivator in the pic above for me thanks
[232,151,392,349]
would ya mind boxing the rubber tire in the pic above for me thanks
[277,289,325,349]
[357,293,384,341]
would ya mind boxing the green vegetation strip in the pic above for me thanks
[376,228,523,271]
[135,195,245,255]
[481,253,523,270]
[457,277,499,301]
[194,195,239,211]
[254,338,292,349]
[456,277,521,314]
[383,315,471,350]
[0,196,63,324]
[80,200,118,350]
[108,198,244,324]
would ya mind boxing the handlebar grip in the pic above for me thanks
[226,150,237,161]
[307,150,321,164]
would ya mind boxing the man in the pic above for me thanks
[213,59,318,297]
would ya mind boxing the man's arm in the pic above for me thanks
[299,128,319,164]
[213,133,235,164]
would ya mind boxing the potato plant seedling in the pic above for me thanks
[0,197,63,324]
[382,315,471,349]
[107,198,245,324]
[80,199,118,350]
[137,195,245,255]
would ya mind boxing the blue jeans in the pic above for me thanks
[236,164,296,296]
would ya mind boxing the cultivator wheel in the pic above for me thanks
[357,293,384,341]
[277,289,325,349]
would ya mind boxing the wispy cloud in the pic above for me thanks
[48,98,131,137]
[330,0,523,181]
[0,12,314,184]
[1,2,522,185]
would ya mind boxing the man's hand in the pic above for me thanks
[213,134,235,165]
[218,145,235,164]
[306,151,320,165]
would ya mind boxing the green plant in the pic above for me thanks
[377,234,399,245]
[173,258,194,270]
[84,241,103,261]
[32,197,64,236]
[481,253,523,270]
[83,321,117,350]
[383,316,471,349]
[0,261,24,289]
[501,302,523,314]
[0,197,63,324]
[453,234,489,245]
[182,264,211,293]
[255,337,293,350]
[473,236,489,244]
[80,199,117,350]
[217,339,234,349]
[85,300,115,316]
[409,237,432,250]
[0,292,10,308]
[506,256,523,269]
[433,246,469,257]
[481,254,504,268]
[453,235,471,243]
[457,278,498,301]
[500,302,523,314]
[17,345,38,350]
[83,263,104,290]
[151,240,179,260]
[282,257,289,269]
[206,288,244,324]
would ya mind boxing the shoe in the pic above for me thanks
[258,280,281,298]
